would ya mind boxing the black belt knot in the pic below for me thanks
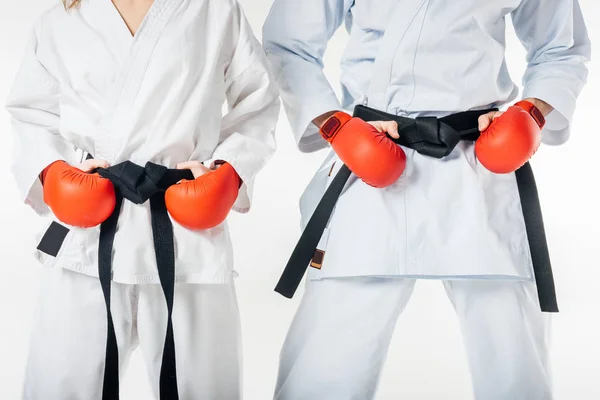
[97,161,193,204]
[353,104,484,159]
[94,160,192,400]
[396,117,462,158]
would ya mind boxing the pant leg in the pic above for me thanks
[275,277,416,400]
[137,282,242,400]
[444,279,552,400]
[23,266,137,400]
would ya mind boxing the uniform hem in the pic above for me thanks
[310,273,535,282]
[39,263,238,285]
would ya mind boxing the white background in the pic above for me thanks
[0,0,598,399]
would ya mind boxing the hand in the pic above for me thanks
[40,158,110,185]
[40,158,110,186]
[42,160,116,227]
[176,161,211,179]
[75,159,110,172]
[318,112,406,188]
[475,100,545,174]
[478,110,504,132]
[165,163,240,230]
[314,112,400,140]
[367,120,399,139]
[478,98,553,132]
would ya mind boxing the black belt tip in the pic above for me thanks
[542,306,559,313]
[274,287,295,299]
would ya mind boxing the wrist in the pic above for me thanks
[319,111,353,143]
[515,100,546,129]
[212,160,226,170]
[521,98,553,117]
[313,110,341,129]
[214,161,242,188]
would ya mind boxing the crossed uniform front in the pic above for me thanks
[5,0,590,399]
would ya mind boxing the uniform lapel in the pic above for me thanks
[366,0,429,110]
[82,0,134,62]
[86,0,185,161]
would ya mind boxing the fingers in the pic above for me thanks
[76,159,110,172]
[478,111,504,131]
[368,120,400,139]
[176,161,210,179]
[176,161,204,170]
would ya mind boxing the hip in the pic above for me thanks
[31,209,235,284]
[300,148,533,279]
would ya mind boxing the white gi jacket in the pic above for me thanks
[263,0,590,280]
[7,0,280,284]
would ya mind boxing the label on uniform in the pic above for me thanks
[310,227,330,269]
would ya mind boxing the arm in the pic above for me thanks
[211,2,280,213]
[511,0,591,145]
[5,23,79,215]
[263,0,353,152]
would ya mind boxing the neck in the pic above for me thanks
[112,0,154,6]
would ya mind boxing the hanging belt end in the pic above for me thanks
[274,284,296,299]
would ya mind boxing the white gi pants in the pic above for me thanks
[23,266,242,400]
[275,277,552,400]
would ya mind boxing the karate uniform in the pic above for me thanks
[6,0,279,398]
[263,0,590,398]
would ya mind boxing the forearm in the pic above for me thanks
[265,45,342,151]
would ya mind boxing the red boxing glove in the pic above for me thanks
[42,160,116,228]
[475,101,544,174]
[320,112,406,188]
[165,162,241,230]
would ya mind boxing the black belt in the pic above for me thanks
[96,161,194,400]
[275,105,558,313]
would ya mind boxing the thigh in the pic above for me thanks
[444,279,552,400]
[275,277,416,400]
[137,283,242,400]
[23,267,136,400]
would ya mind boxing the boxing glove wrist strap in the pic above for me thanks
[515,100,546,129]
[319,112,353,142]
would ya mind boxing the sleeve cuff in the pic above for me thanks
[289,94,341,153]
[209,150,267,214]
[522,81,575,146]
[13,142,79,216]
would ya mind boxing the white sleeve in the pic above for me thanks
[5,25,79,215]
[211,3,280,214]
[511,0,591,145]
[263,0,352,152]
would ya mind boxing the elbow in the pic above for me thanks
[262,21,324,68]
[263,39,325,71]
[582,39,592,64]
[262,15,284,54]
[528,37,592,69]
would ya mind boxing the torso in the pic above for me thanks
[31,0,246,283]
[340,0,523,115]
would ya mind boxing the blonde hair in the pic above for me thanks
[62,0,82,9]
